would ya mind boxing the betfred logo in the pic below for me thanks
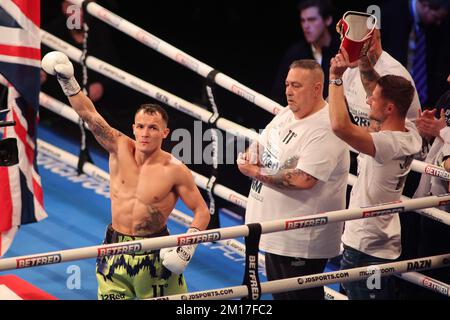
[177,231,220,245]
[424,165,450,179]
[97,243,142,257]
[228,194,247,207]
[175,53,199,72]
[16,254,62,268]
[285,217,328,230]
[423,278,449,295]
[231,85,255,103]
[362,207,404,218]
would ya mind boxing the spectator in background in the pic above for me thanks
[381,0,449,107]
[411,74,450,300]
[271,0,340,104]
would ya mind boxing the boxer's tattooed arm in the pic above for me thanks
[255,168,317,189]
[88,116,122,152]
[134,205,165,235]
[359,55,380,97]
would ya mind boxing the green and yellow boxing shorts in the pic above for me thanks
[96,224,187,300]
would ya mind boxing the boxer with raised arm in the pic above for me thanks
[42,51,210,300]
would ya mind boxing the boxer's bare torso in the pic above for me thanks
[66,93,210,235]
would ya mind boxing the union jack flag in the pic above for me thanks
[0,0,47,256]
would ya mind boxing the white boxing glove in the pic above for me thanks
[160,227,200,275]
[41,51,81,97]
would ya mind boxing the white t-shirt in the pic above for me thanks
[343,51,420,127]
[342,121,422,259]
[245,105,350,258]
[414,127,450,212]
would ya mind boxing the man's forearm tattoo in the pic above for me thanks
[256,168,314,189]
[90,117,121,144]
[359,56,380,96]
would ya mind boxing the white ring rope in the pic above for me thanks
[66,0,283,115]
[346,172,450,226]
[396,272,450,297]
[40,29,260,142]
[149,254,450,300]
[2,171,450,272]
[410,160,450,181]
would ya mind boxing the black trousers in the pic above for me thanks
[265,252,328,300]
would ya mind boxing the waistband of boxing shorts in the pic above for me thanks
[104,223,169,255]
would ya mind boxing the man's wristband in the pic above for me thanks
[329,78,343,86]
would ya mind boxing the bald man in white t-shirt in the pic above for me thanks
[238,59,349,300]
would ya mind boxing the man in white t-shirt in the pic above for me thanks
[329,48,422,300]
[238,59,350,300]
[412,74,450,299]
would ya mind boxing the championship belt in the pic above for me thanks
[336,11,377,62]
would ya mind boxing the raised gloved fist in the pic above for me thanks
[160,227,199,275]
[41,51,80,96]
[42,51,73,78]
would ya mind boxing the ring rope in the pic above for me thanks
[3,79,445,299]
[346,172,450,226]
[66,0,283,115]
[2,179,450,272]
[149,253,450,300]
[396,272,450,297]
